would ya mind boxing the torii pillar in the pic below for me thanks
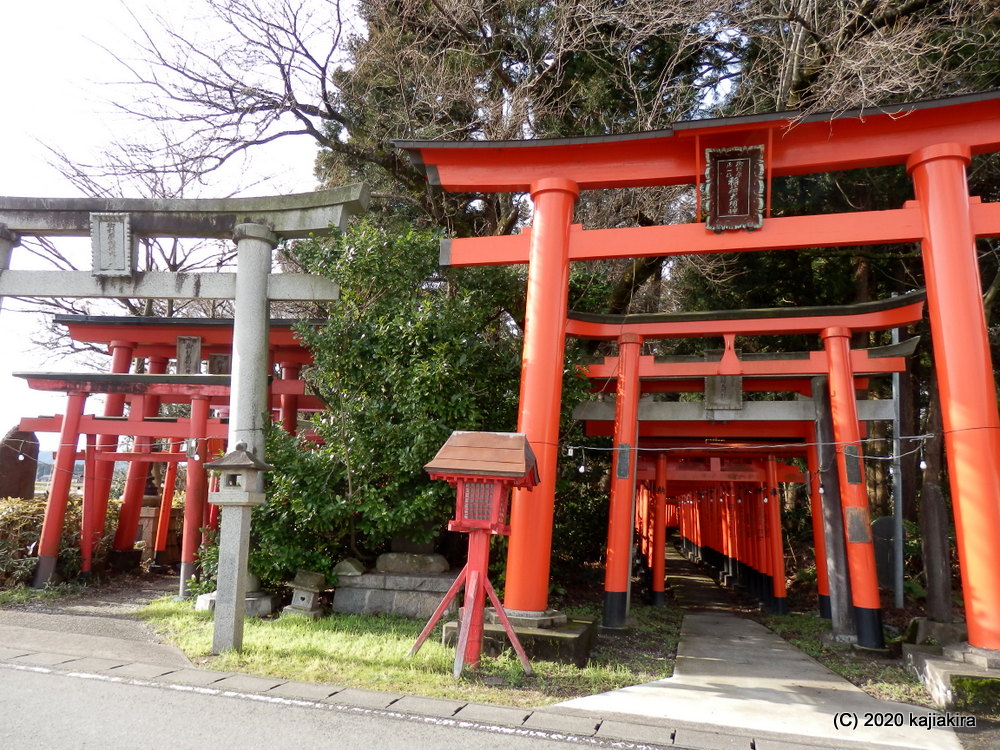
[909,143,1000,652]
[603,333,642,627]
[822,327,884,649]
[650,453,668,606]
[505,178,578,617]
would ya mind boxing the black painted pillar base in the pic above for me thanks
[769,596,788,615]
[818,594,832,620]
[602,591,629,629]
[650,590,666,606]
[32,555,58,589]
[854,606,886,650]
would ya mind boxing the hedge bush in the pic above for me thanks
[0,495,119,587]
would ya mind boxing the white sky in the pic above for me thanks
[0,1,321,451]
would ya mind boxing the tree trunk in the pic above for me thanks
[920,373,953,623]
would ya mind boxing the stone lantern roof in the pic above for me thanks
[205,442,274,472]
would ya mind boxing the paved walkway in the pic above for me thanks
[0,561,973,750]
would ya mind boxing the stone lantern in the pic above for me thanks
[205,442,273,654]
[206,442,272,506]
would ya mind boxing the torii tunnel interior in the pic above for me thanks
[395,91,1000,652]
[569,295,923,649]
[18,315,321,595]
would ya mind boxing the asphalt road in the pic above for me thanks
[0,665,589,750]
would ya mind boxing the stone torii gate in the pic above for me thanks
[0,185,367,650]
[394,91,1000,654]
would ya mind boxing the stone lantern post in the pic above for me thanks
[206,442,273,653]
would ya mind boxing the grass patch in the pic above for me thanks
[0,582,85,607]
[763,612,934,707]
[138,597,682,707]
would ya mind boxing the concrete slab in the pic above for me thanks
[151,667,231,686]
[595,718,673,745]
[212,674,286,693]
[0,622,190,666]
[522,711,599,736]
[324,687,402,709]
[11,651,78,666]
[673,728,753,750]
[0,646,32,660]
[556,612,963,750]
[107,662,179,680]
[452,703,530,726]
[266,681,342,701]
[60,656,129,672]
[755,739,833,750]
[390,695,466,717]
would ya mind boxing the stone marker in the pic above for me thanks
[0,428,39,500]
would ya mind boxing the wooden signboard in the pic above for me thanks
[705,146,764,232]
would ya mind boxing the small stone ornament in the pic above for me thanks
[282,570,327,619]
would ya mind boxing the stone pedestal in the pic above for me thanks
[442,616,597,667]
[195,590,277,617]
[333,573,458,619]
[375,552,449,575]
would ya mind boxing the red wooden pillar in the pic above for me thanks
[694,488,708,562]
[94,340,134,548]
[678,496,688,555]
[505,177,579,615]
[807,443,832,619]
[279,361,301,436]
[603,332,643,628]
[80,435,98,577]
[180,396,210,595]
[754,482,767,602]
[642,484,653,566]
[720,483,734,586]
[822,327,884,648]
[114,355,168,554]
[766,456,787,613]
[733,487,747,589]
[33,390,88,587]
[153,440,183,566]
[908,143,1000,652]
[651,453,668,605]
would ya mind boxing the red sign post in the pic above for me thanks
[410,431,538,678]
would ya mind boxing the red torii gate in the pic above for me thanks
[17,315,322,594]
[567,295,921,646]
[394,91,1000,652]
[629,454,804,613]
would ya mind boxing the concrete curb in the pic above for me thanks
[0,649,924,750]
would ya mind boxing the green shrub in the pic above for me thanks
[0,495,119,587]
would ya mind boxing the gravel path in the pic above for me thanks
[0,573,179,645]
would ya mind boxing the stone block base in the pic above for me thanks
[487,608,568,629]
[904,642,1000,709]
[442,617,597,667]
[282,605,324,620]
[194,591,278,617]
[333,572,458,619]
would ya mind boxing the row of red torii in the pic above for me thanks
[2,91,1000,655]
[16,315,325,595]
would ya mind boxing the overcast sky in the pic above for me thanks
[0,1,320,451]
